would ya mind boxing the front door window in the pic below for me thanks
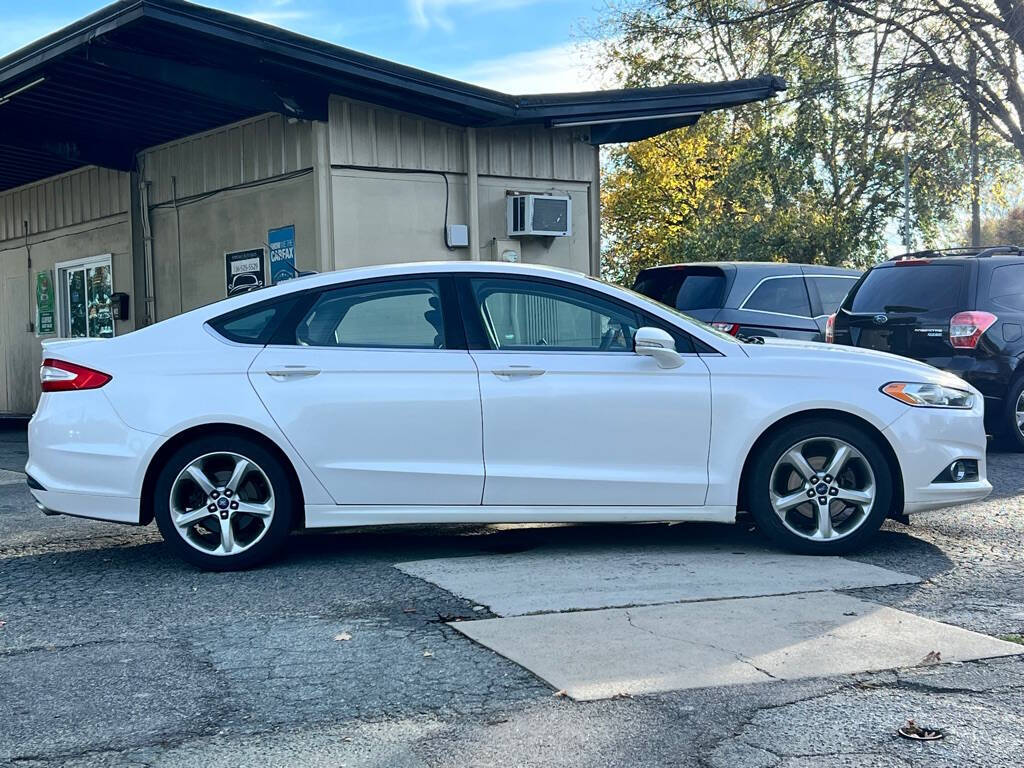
[57,257,114,339]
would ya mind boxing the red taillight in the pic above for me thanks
[824,313,836,343]
[949,311,997,349]
[711,322,740,335]
[40,358,112,392]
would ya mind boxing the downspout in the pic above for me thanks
[466,127,481,260]
[137,172,157,325]
[23,221,33,333]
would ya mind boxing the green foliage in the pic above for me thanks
[599,0,1013,284]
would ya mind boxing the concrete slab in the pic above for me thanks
[395,546,919,616]
[452,592,1024,700]
[0,468,24,485]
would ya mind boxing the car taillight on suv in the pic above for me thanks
[824,313,836,343]
[40,359,112,392]
[949,311,998,349]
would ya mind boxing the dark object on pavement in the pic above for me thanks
[898,719,945,741]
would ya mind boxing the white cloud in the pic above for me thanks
[408,0,541,32]
[449,40,615,94]
[240,0,311,25]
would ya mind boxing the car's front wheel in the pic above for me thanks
[746,419,894,554]
[153,435,295,570]
[1001,377,1024,452]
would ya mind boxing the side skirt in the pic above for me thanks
[303,505,737,528]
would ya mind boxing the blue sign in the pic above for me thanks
[268,225,296,285]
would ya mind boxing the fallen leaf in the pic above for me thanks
[553,689,568,698]
[334,632,352,642]
[918,650,942,665]
[423,649,434,658]
[0,620,6,629]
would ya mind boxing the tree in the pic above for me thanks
[969,205,1024,246]
[598,0,1013,283]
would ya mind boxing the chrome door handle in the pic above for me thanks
[267,367,320,379]
[493,367,545,377]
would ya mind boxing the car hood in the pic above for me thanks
[741,337,972,389]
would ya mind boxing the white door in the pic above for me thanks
[248,276,484,505]
[464,276,712,506]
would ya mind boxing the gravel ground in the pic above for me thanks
[1,426,1022,767]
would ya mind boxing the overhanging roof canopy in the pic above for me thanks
[0,0,785,192]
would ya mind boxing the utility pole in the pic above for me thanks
[969,49,981,247]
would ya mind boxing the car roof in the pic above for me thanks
[638,261,860,275]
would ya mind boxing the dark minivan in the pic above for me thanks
[633,262,860,341]
[829,246,1024,449]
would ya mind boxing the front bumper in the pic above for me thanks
[883,399,992,514]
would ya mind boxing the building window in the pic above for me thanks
[55,255,115,339]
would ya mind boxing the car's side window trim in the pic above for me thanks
[265,274,469,351]
[455,273,699,354]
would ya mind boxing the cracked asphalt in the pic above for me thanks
[1,424,1023,767]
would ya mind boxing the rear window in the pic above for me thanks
[849,264,964,313]
[989,264,1024,311]
[633,269,725,311]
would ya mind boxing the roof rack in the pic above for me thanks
[888,245,1024,261]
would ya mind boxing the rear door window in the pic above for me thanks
[633,269,725,311]
[807,276,857,314]
[742,277,812,317]
[849,264,964,313]
[989,264,1024,312]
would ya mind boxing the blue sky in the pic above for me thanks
[0,0,609,93]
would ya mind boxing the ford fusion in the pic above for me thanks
[27,262,991,569]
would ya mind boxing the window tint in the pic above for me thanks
[990,264,1024,311]
[210,299,294,344]
[471,278,640,352]
[743,277,812,316]
[850,264,964,313]
[296,279,445,349]
[808,276,857,314]
[634,269,725,311]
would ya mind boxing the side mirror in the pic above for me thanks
[634,326,683,369]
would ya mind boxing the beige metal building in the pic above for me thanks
[0,0,783,415]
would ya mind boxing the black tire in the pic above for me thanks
[153,434,295,570]
[999,377,1024,453]
[746,418,894,555]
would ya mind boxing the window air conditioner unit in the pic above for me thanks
[507,194,571,237]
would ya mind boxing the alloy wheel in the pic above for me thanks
[1016,390,1024,439]
[769,437,876,542]
[169,451,275,556]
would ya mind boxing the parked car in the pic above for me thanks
[633,262,860,341]
[28,262,989,569]
[828,246,1024,450]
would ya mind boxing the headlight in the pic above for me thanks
[881,382,975,408]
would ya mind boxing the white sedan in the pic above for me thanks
[27,262,991,569]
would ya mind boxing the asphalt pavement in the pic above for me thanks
[1,425,1022,767]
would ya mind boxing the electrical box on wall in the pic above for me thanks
[445,224,469,248]
[507,194,571,237]
[490,238,521,263]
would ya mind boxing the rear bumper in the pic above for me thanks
[882,400,992,514]
[26,390,159,524]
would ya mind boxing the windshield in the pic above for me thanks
[594,276,742,345]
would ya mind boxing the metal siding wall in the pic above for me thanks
[140,114,314,205]
[0,166,129,243]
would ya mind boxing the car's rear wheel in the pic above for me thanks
[1001,377,1024,452]
[746,419,894,554]
[153,435,295,570]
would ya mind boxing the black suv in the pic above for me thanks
[633,262,860,341]
[829,246,1024,449]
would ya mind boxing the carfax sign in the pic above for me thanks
[225,248,265,296]
[268,225,296,285]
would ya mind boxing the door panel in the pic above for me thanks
[249,346,484,505]
[472,350,712,505]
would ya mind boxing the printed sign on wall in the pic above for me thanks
[36,270,55,335]
[225,248,266,297]
[268,225,296,285]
